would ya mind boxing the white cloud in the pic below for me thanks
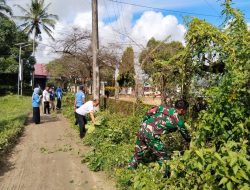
[8,0,91,23]
[37,10,186,63]
[73,11,92,29]
[8,0,186,63]
[248,23,250,30]
[130,11,186,47]
[72,10,186,48]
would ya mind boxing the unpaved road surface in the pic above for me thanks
[0,113,115,190]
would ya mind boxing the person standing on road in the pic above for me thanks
[74,85,85,125]
[75,99,99,138]
[128,100,191,176]
[32,87,42,124]
[49,87,56,111]
[56,86,63,110]
[43,86,50,115]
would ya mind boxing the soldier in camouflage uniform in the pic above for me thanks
[128,100,191,169]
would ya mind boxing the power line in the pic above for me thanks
[103,0,122,44]
[108,0,221,18]
[203,0,220,15]
[108,0,250,20]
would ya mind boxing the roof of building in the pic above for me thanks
[34,64,48,76]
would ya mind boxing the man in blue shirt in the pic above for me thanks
[74,85,85,125]
[56,86,63,110]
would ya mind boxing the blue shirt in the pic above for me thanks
[56,88,63,99]
[32,93,40,107]
[75,91,85,108]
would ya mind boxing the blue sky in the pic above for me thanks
[103,0,250,27]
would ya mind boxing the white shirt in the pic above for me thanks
[76,101,94,116]
[42,90,50,102]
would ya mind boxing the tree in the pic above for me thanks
[0,0,12,18]
[0,17,35,93]
[117,47,135,88]
[47,27,119,92]
[164,1,250,189]
[14,0,59,55]
[140,38,184,103]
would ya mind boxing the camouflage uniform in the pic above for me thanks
[129,105,191,168]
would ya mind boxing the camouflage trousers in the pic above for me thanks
[128,130,169,169]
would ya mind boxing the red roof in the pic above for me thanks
[34,64,48,76]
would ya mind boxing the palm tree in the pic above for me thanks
[14,0,59,55]
[0,0,12,18]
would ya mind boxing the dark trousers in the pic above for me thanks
[33,107,40,124]
[57,98,61,109]
[76,113,87,138]
[75,106,80,125]
[44,101,50,114]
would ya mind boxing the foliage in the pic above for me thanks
[140,38,184,103]
[161,1,250,189]
[0,95,30,155]
[0,16,35,93]
[47,27,118,87]
[117,47,135,87]
[62,93,189,189]
[0,0,12,18]
[14,0,59,40]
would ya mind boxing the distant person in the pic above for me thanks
[74,85,85,125]
[75,99,99,138]
[56,86,63,110]
[43,86,50,115]
[32,87,42,124]
[49,87,56,111]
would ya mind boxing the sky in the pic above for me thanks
[6,0,250,64]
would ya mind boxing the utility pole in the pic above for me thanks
[32,32,36,89]
[92,0,99,100]
[114,61,120,99]
[18,44,22,96]
[16,43,29,95]
[20,59,23,96]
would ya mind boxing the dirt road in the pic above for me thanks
[0,113,115,190]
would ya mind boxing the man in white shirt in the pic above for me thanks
[75,99,99,138]
[42,86,50,115]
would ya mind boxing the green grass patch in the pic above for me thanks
[0,95,31,154]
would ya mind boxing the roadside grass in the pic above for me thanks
[0,95,31,155]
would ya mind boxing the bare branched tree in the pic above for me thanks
[47,26,121,91]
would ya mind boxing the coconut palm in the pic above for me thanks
[0,0,12,18]
[14,0,59,55]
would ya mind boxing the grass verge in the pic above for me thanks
[0,95,31,155]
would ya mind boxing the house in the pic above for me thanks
[34,64,49,89]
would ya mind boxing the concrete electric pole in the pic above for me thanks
[16,43,30,96]
[92,0,100,100]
